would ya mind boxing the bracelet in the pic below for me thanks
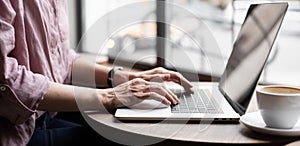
[107,66,123,88]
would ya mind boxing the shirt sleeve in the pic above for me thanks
[0,0,50,125]
[63,49,79,85]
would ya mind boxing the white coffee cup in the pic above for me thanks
[256,85,300,129]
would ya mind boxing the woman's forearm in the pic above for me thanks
[38,82,108,112]
[72,56,111,88]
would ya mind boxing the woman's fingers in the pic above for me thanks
[130,82,178,105]
[139,67,194,93]
[148,92,171,105]
[148,83,179,105]
[132,91,171,106]
[168,72,194,93]
[151,72,193,93]
[165,86,180,103]
[113,77,184,107]
[141,74,170,82]
[128,79,178,105]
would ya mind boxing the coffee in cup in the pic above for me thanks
[256,85,300,129]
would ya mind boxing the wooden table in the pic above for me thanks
[83,82,300,145]
[77,53,300,145]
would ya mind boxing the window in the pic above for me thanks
[80,0,300,85]
[164,0,232,78]
[81,0,157,66]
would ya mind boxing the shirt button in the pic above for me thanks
[0,86,6,92]
[50,7,54,14]
[52,48,56,54]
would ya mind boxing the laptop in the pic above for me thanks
[115,3,289,121]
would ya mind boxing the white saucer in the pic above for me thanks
[240,111,300,136]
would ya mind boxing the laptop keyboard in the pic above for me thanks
[171,89,223,114]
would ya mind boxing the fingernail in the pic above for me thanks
[166,100,171,105]
[175,97,180,103]
[189,88,194,93]
[164,74,170,79]
[173,100,178,105]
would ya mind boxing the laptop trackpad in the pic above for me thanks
[115,100,171,119]
[129,100,168,109]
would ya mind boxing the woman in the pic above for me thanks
[0,0,193,145]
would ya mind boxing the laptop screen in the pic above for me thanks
[219,3,288,106]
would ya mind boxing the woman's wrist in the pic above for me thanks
[99,88,117,110]
[107,66,123,87]
[113,70,137,86]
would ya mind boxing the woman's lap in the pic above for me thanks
[27,112,118,146]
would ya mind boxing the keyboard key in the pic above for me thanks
[179,108,189,113]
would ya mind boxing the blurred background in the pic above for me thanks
[68,0,300,86]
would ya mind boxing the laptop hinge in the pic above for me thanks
[219,88,245,115]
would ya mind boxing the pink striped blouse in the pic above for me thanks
[0,0,77,145]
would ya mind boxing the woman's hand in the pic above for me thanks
[114,67,193,92]
[102,78,180,110]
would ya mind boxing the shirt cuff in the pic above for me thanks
[0,76,49,125]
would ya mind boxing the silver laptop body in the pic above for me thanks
[115,3,288,121]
